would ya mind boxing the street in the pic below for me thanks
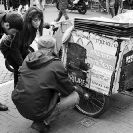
[1,4,133,133]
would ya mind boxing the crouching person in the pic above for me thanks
[12,35,82,133]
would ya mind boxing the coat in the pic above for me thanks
[12,50,75,121]
[0,32,30,69]
[59,0,68,10]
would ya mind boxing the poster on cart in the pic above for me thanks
[69,30,118,95]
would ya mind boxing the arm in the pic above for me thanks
[43,22,50,29]
[54,61,76,96]
[10,34,23,66]
[0,34,13,58]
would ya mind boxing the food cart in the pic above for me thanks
[53,11,133,118]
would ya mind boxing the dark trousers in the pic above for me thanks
[11,0,19,9]
[6,56,19,88]
[14,69,19,88]
[3,0,10,10]
[55,9,69,22]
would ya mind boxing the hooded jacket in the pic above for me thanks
[12,49,75,121]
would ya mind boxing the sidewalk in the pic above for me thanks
[1,82,133,133]
[0,53,13,84]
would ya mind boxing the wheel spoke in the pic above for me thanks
[76,89,109,117]
[89,100,102,111]
[90,96,104,107]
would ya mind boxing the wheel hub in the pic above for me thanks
[83,93,89,100]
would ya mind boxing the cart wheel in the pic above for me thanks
[75,88,110,118]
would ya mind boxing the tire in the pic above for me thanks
[56,2,59,10]
[78,3,87,14]
[5,60,14,72]
[75,88,110,118]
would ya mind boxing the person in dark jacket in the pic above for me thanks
[0,11,23,111]
[0,10,23,38]
[12,35,81,133]
[0,6,44,88]
[55,0,69,22]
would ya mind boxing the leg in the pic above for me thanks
[3,0,7,10]
[44,91,79,125]
[7,0,10,10]
[18,4,22,14]
[109,0,115,17]
[109,7,115,17]
[55,10,63,22]
[62,9,69,20]
[14,69,19,88]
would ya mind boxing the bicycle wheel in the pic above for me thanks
[75,87,110,118]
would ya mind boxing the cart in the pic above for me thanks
[52,11,133,118]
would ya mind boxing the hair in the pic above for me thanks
[5,13,23,31]
[20,6,44,48]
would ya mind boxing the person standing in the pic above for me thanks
[3,0,11,11]
[0,11,23,111]
[54,0,69,22]
[35,0,45,10]
[18,0,30,15]
[106,0,123,18]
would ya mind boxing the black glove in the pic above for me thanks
[74,85,83,95]
[43,23,50,29]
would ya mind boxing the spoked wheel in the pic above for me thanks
[75,88,110,118]
[78,3,87,14]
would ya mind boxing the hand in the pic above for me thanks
[74,85,83,95]
[18,66,22,71]
[1,34,13,47]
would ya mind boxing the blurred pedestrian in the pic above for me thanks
[12,35,81,133]
[55,0,69,22]
[3,0,11,11]
[35,0,45,10]
[0,11,23,111]
[107,0,123,17]
[11,0,19,11]
[18,0,30,15]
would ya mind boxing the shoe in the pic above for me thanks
[31,121,50,133]
[0,103,8,111]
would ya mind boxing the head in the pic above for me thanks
[2,13,23,36]
[23,6,43,35]
[37,35,56,52]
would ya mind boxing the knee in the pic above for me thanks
[72,91,80,105]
